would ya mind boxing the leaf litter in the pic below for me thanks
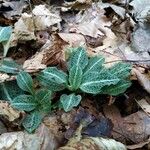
[0,0,150,149]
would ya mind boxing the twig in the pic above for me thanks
[105,59,150,64]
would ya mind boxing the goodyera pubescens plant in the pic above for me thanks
[11,71,52,133]
[38,47,132,112]
[10,47,131,133]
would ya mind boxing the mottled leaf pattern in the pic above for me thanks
[11,95,37,111]
[80,70,119,94]
[68,47,88,70]
[69,65,83,91]
[22,111,42,133]
[101,80,132,96]
[35,89,52,113]
[60,94,81,112]
[109,63,132,79]
[37,67,68,91]
[0,80,24,101]
[17,71,34,94]
[0,26,12,42]
[83,56,104,75]
[0,59,21,74]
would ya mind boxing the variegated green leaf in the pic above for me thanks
[11,95,37,111]
[37,67,68,91]
[0,26,12,57]
[0,59,21,74]
[22,111,42,133]
[80,70,119,94]
[0,26,12,42]
[83,56,105,75]
[68,47,88,70]
[16,71,34,95]
[35,89,52,113]
[0,80,24,101]
[109,62,132,79]
[69,65,83,91]
[101,80,132,96]
[60,93,81,112]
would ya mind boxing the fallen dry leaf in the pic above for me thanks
[0,100,20,122]
[133,68,150,94]
[10,4,61,47]
[23,35,67,72]
[58,33,86,48]
[43,114,64,145]
[127,137,150,149]
[32,5,62,30]
[58,124,126,150]
[0,0,28,19]
[136,99,150,117]
[63,0,92,10]
[103,105,150,144]
[0,124,60,150]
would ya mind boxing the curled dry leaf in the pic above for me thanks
[0,73,15,83]
[63,0,92,10]
[0,0,28,19]
[0,100,20,121]
[133,68,150,94]
[43,114,64,145]
[136,99,150,117]
[0,124,60,150]
[58,33,86,48]
[103,105,150,144]
[58,124,126,150]
[10,5,61,47]
[23,35,67,72]
[127,137,150,149]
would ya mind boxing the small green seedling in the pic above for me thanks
[38,47,132,112]
[11,71,52,133]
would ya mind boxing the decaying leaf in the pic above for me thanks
[0,100,20,121]
[133,68,150,94]
[63,0,92,10]
[10,4,61,47]
[23,35,67,72]
[103,105,150,144]
[0,0,28,19]
[136,99,150,117]
[0,124,60,150]
[58,124,126,150]
[127,138,150,149]
[130,0,150,22]
[58,33,86,48]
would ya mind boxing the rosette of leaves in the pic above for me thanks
[10,71,52,133]
[38,47,132,112]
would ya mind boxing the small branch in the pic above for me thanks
[105,59,150,64]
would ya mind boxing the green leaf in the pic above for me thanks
[16,71,34,94]
[38,67,68,91]
[101,80,132,96]
[68,47,88,70]
[11,95,37,111]
[109,63,132,79]
[35,89,52,113]
[0,59,21,74]
[60,93,81,112]
[22,111,42,133]
[80,69,119,94]
[0,26,12,57]
[0,80,24,101]
[0,26,12,42]
[69,65,83,91]
[83,56,105,75]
